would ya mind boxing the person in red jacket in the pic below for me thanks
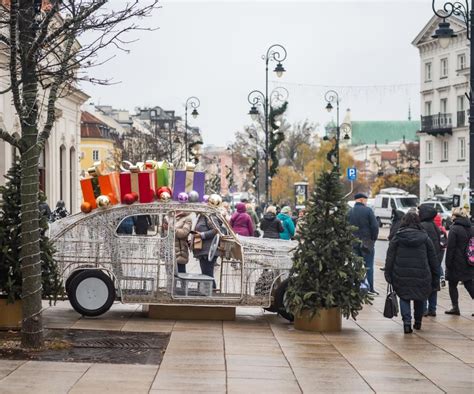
[230,202,254,236]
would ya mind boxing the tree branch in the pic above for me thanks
[0,128,21,150]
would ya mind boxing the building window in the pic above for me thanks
[457,95,465,111]
[425,101,432,116]
[440,98,448,113]
[425,62,432,81]
[457,53,466,70]
[426,141,433,162]
[458,137,466,160]
[440,58,448,78]
[70,147,76,212]
[39,148,46,193]
[441,140,449,161]
[92,150,99,161]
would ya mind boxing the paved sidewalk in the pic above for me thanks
[0,264,472,393]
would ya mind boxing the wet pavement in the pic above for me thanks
[0,258,472,393]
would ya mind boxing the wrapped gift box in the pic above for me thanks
[173,168,205,202]
[98,172,120,204]
[120,170,155,203]
[80,177,100,209]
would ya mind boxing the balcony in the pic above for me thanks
[420,113,452,136]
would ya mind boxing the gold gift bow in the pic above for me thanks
[87,160,114,177]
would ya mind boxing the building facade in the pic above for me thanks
[413,14,469,200]
[0,88,88,214]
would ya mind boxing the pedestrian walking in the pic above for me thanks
[175,212,193,274]
[51,200,69,222]
[277,206,295,240]
[384,212,440,333]
[388,209,405,241]
[349,193,379,294]
[260,205,284,239]
[444,207,474,316]
[230,202,254,237]
[418,204,444,316]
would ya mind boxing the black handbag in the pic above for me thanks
[383,284,399,319]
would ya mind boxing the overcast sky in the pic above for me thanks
[85,0,434,147]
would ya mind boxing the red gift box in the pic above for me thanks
[119,170,155,203]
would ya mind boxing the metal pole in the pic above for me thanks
[470,4,474,219]
[169,125,173,163]
[265,57,270,204]
[184,106,188,163]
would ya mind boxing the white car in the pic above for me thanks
[373,189,419,227]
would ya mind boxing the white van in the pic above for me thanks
[373,188,419,227]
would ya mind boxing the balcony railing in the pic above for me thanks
[457,110,466,127]
[420,113,453,136]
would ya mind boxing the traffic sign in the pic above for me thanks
[347,167,357,181]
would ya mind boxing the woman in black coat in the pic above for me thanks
[444,208,474,315]
[260,206,284,239]
[192,214,218,288]
[385,212,440,333]
[418,204,443,316]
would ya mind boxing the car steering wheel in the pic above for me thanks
[208,233,220,261]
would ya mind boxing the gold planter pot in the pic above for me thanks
[294,307,342,332]
[0,298,22,329]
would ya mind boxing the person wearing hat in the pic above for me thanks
[277,206,296,240]
[349,192,379,295]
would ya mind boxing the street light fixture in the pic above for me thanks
[245,44,288,204]
[184,96,200,162]
[431,0,473,219]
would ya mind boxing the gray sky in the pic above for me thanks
[86,0,433,146]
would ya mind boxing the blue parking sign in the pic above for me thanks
[347,167,357,181]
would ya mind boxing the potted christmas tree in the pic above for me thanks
[0,160,62,328]
[284,169,371,332]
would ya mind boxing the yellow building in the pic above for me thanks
[80,111,120,175]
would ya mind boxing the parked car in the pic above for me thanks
[419,200,453,229]
[49,202,296,320]
[373,188,419,227]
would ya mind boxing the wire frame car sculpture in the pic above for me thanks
[50,202,296,317]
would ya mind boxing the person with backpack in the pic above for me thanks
[418,204,444,316]
[445,207,474,316]
[384,211,440,333]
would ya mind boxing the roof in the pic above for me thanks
[81,111,114,139]
[350,120,420,146]
[381,151,398,161]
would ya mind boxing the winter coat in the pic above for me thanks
[260,213,284,239]
[247,207,260,228]
[349,202,379,242]
[445,216,474,282]
[117,216,134,235]
[277,213,295,240]
[388,210,405,241]
[419,204,443,264]
[385,225,440,301]
[175,214,192,265]
[134,215,151,235]
[193,214,217,258]
[230,203,254,237]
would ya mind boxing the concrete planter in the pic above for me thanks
[0,298,22,329]
[294,307,342,332]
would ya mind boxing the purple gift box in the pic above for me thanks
[173,169,205,202]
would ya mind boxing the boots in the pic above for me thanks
[403,324,413,334]
[413,321,422,330]
[445,307,460,315]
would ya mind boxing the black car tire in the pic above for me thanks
[273,278,294,322]
[67,270,115,317]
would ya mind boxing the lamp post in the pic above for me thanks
[184,96,200,163]
[324,90,351,170]
[246,44,287,204]
[431,1,473,218]
[248,130,261,204]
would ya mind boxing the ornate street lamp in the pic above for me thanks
[431,1,473,218]
[324,90,350,169]
[184,96,200,162]
[246,44,287,204]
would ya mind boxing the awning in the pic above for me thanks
[426,173,451,191]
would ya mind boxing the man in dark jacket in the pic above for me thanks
[419,204,443,316]
[349,193,379,294]
[384,212,440,333]
[193,214,218,288]
[260,206,284,239]
[444,208,474,315]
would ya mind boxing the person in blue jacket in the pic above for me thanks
[277,206,296,240]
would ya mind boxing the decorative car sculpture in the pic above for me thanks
[49,202,296,320]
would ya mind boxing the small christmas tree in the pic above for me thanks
[284,169,370,319]
[0,160,62,304]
